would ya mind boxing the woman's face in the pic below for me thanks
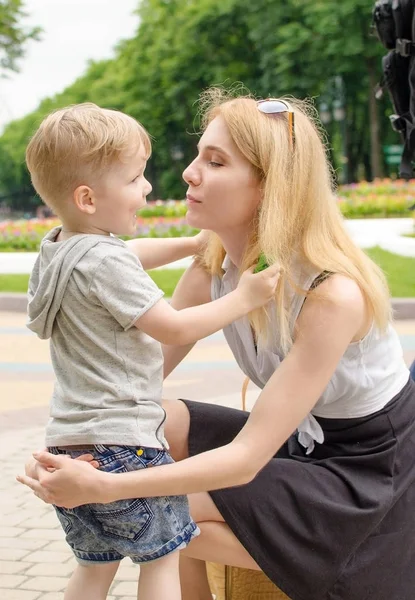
[182,116,261,234]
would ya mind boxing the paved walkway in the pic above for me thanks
[1,219,414,275]
[1,311,415,598]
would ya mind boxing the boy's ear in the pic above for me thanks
[73,185,96,215]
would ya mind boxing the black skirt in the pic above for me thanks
[182,377,415,600]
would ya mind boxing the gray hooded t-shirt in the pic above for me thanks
[27,227,167,448]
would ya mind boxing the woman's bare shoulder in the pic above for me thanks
[307,273,369,341]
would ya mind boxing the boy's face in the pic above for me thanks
[91,145,152,237]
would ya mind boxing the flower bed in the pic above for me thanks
[0,215,198,252]
[338,179,415,219]
[1,182,414,251]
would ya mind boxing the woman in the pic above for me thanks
[19,89,415,600]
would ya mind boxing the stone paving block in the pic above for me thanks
[18,500,47,511]
[0,489,33,503]
[43,541,70,553]
[0,527,26,537]
[19,576,67,592]
[110,580,137,596]
[0,561,32,574]
[0,510,45,528]
[0,549,30,561]
[19,528,65,541]
[18,513,60,529]
[22,550,72,564]
[0,590,41,600]
[0,575,28,588]
[0,502,23,515]
[24,562,74,577]
[0,538,46,550]
[40,594,64,600]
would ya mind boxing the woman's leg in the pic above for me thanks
[180,492,260,600]
[163,398,191,461]
[185,491,260,569]
[163,400,259,599]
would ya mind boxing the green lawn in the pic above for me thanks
[147,269,186,296]
[0,248,414,297]
[0,269,186,296]
[365,247,415,297]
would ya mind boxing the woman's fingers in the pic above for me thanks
[16,473,54,504]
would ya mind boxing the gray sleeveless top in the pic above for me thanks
[212,255,410,454]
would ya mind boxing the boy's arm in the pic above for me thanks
[135,264,280,346]
[125,235,200,271]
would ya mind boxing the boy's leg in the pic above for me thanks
[180,556,212,600]
[64,560,120,600]
[138,551,181,600]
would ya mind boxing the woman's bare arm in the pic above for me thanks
[17,275,367,508]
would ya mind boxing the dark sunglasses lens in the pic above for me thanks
[257,100,288,114]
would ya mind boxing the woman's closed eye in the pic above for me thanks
[208,161,223,168]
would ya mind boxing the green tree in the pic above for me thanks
[0,0,41,74]
[242,0,388,181]
[118,0,261,197]
[0,0,401,210]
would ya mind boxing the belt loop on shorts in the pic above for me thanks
[94,444,107,453]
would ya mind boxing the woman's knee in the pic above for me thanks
[188,492,225,523]
[163,398,191,461]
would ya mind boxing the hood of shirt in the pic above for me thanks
[27,227,120,339]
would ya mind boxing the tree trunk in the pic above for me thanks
[367,59,384,179]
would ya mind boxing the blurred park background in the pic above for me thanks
[0,0,414,295]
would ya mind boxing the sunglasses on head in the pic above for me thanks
[257,99,295,148]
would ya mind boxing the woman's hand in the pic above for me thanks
[18,451,101,508]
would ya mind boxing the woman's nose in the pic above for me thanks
[183,160,201,186]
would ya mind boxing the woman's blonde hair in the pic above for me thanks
[26,103,151,211]
[198,87,391,353]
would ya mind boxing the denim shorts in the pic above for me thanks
[48,444,200,565]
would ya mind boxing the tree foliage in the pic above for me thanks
[0,0,401,210]
[0,0,41,73]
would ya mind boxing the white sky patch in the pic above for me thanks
[0,0,139,131]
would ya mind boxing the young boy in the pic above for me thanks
[25,103,279,600]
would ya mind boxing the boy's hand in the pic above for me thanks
[237,263,281,310]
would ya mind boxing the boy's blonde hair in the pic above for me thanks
[199,88,391,353]
[26,103,151,210]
